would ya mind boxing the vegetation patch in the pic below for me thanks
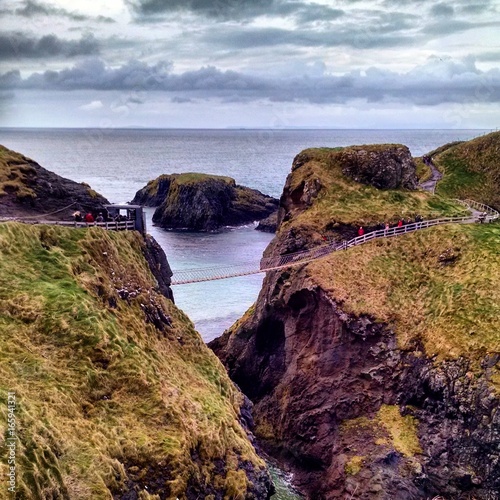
[0,146,37,200]
[307,223,500,361]
[0,223,267,498]
[433,131,500,209]
[377,405,422,457]
[280,147,468,238]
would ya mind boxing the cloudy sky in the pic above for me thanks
[0,0,499,128]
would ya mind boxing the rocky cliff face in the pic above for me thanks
[132,173,278,231]
[210,145,500,499]
[339,144,418,190]
[0,145,109,219]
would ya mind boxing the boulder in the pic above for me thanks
[339,144,418,190]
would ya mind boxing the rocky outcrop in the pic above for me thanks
[132,173,278,231]
[142,234,175,302]
[339,144,418,190]
[255,211,278,233]
[0,145,109,219]
[210,144,499,499]
[211,276,499,499]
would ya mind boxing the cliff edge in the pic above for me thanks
[210,142,500,499]
[0,145,109,220]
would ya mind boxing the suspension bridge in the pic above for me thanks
[170,199,499,285]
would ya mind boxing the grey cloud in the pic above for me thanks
[476,51,500,62]
[171,96,193,103]
[430,3,454,17]
[2,57,499,107]
[126,0,269,19]
[422,19,500,36]
[0,33,100,60]
[204,19,417,51]
[15,0,115,23]
[126,0,344,22]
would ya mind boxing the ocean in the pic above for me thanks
[0,128,489,342]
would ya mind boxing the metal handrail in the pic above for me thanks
[0,218,136,231]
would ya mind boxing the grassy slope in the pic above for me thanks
[0,146,37,200]
[0,224,265,498]
[433,131,500,209]
[306,223,500,361]
[282,147,468,236]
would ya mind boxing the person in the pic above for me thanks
[96,212,104,223]
[415,214,423,228]
[397,219,403,228]
[85,212,94,223]
[358,226,364,236]
[384,222,389,233]
[73,211,82,222]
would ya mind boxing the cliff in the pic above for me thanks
[0,145,109,219]
[0,223,273,499]
[132,173,278,231]
[210,144,500,499]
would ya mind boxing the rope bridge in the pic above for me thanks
[170,199,499,285]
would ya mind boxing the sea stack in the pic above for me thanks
[132,172,278,231]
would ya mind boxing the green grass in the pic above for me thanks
[0,223,266,498]
[0,146,37,199]
[171,172,234,186]
[307,223,500,361]
[278,147,468,242]
[433,131,500,209]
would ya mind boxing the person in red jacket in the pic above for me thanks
[84,212,94,223]
[358,226,364,236]
[397,219,403,227]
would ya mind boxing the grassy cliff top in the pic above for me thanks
[0,223,266,498]
[433,131,500,209]
[305,223,500,362]
[279,147,468,235]
[0,146,37,199]
[149,172,234,189]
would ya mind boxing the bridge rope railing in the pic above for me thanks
[171,199,499,285]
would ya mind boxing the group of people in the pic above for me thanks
[357,214,424,237]
[73,211,105,223]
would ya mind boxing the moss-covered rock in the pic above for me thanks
[0,145,109,220]
[0,223,273,499]
[132,173,278,231]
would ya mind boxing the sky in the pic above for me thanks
[0,0,499,128]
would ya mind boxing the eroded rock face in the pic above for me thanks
[142,234,175,302]
[210,274,500,499]
[132,173,278,231]
[340,145,418,190]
